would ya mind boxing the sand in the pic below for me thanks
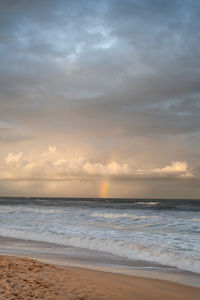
[0,255,199,300]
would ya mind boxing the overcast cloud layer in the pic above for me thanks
[0,0,200,198]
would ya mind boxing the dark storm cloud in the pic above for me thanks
[1,0,200,140]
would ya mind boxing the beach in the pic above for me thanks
[1,0,200,297]
[0,198,199,299]
[0,255,199,300]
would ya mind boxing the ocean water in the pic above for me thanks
[0,198,199,273]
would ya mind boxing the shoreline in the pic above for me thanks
[0,235,199,289]
[0,254,199,300]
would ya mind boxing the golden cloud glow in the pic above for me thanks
[0,146,195,182]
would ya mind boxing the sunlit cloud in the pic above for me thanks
[153,161,188,174]
[0,147,197,183]
[83,161,130,175]
[4,152,24,165]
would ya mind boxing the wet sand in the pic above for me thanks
[0,235,200,288]
[0,255,199,300]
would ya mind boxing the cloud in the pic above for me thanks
[0,147,197,182]
[0,126,32,144]
[83,161,130,175]
[4,152,24,165]
[0,1,200,197]
[153,161,188,174]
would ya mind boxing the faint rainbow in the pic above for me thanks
[100,180,109,198]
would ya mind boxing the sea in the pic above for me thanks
[0,197,200,275]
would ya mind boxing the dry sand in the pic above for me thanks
[0,255,199,300]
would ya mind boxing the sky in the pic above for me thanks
[0,0,200,198]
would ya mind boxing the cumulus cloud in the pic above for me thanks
[4,152,24,165]
[136,161,194,178]
[153,161,188,174]
[83,161,130,175]
[0,147,197,182]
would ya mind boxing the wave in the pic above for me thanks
[91,212,157,220]
[0,228,199,274]
[192,218,200,222]
[0,199,199,274]
[0,205,67,214]
[135,202,160,206]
